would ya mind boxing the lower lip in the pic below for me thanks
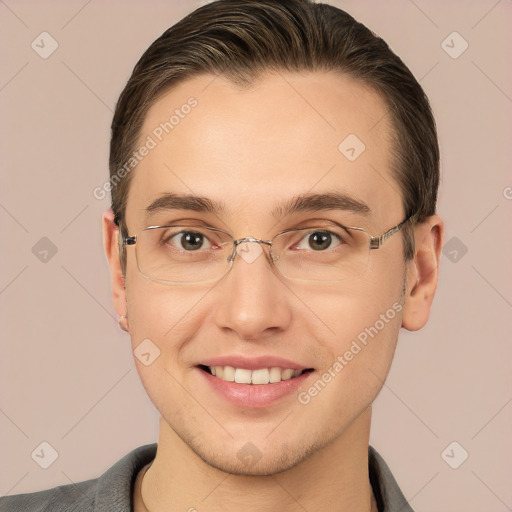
[197,368,313,408]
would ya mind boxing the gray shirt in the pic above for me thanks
[0,444,414,511]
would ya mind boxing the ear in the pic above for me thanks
[102,209,128,322]
[401,214,444,331]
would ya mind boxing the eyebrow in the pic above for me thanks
[145,193,226,217]
[272,192,371,218]
[144,191,371,219]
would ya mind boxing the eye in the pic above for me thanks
[167,230,212,251]
[295,230,342,251]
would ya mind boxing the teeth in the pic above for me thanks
[269,367,282,383]
[209,366,305,384]
[223,366,235,381]
[234,368,251,384]
[251,368,270,385]
[281,369,293,380]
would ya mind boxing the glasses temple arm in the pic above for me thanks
[369,212,418,250]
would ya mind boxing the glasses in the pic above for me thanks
[122,214,416,285]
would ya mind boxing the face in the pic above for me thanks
[120,71,410,475]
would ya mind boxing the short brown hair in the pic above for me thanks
[110,0,439,273]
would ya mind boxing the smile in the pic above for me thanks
[199,365,312,384]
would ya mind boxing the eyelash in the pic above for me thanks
[162,227,348,252]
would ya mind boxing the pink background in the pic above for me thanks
[1,1,511,510]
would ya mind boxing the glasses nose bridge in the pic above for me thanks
[228,237,273,263]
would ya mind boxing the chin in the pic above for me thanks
[186,429,330,477]
[195,445,311,476]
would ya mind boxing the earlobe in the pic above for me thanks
[102,209,128,322]
[401,214,444,331]
[118,314,130,332]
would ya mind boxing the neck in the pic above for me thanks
[138,408,377,512]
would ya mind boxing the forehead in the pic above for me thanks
[126,71,402,231]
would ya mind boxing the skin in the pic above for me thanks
[103,71,443,512]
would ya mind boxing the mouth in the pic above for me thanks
[195,355,316,408]
[198,364,314,385]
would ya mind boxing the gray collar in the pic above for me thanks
[93,444,414,512]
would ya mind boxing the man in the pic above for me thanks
[0,0,443,510]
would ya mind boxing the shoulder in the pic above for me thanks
[368,445,414,512]
[0,444,157,512]
[0,479,96,512]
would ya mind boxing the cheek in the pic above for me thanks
[124,274,222,373]
[125,270,206,338]
[124,280,208,412]
[295,294,403,428]
[321,292,402,374]
[299,266,405,387]
[302,263,404,342]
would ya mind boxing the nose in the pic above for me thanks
[213,240,292,341]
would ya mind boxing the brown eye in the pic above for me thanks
[296,230,342,251]
[168,231,210,251]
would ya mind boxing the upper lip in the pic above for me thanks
[199,355,312,371]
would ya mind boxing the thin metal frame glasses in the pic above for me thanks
[122,214,417,285]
